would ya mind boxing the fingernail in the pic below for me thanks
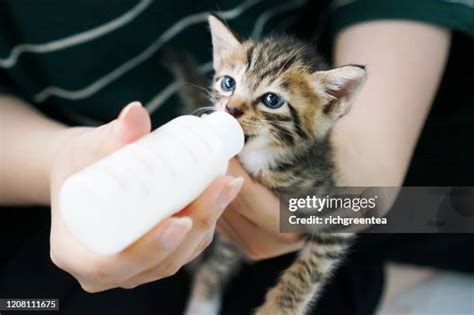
[217,177,244,210]
[118,101,143,122]
[159,217,192,250]
[115,101,144,137]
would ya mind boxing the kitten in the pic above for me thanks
[170,15,367,315]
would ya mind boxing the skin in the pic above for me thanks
[0,20,450,289]
[218,20,450,260]
[1,99,243,292]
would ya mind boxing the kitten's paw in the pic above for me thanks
[185,299,219,315]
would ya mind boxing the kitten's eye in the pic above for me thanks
[220,76,236,92]
[262,93,284,109]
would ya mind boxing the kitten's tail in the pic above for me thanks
[160,49,212,115]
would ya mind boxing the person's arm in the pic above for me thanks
[0,97,242,292]
[218,20,450,260]
[332,20,450,186]
[0,95,66,204]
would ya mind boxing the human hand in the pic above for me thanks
[217,159,304,261]
[49,102,243,292]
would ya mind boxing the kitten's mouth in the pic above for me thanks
[244,133,256,143]
[233,118,253,143]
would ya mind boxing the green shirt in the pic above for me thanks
[0,0,302,126]
[328,0,474,38]
[1,0,472,128]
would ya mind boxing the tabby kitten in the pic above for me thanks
[183,15,367,315]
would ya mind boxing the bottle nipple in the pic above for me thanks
[203,111,244,159]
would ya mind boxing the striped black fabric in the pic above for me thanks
[0,0,304,126]
[0,0,472,127]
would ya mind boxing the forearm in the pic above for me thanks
[0,95,68,205]
[331,21,450,186]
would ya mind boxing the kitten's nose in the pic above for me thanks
[225,104,244,118]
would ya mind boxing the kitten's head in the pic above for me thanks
[208,15,366,149]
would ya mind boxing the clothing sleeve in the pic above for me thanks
[0,70,19,97]
[327,0,474,39]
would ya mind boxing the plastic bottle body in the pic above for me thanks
[60,113,243,255]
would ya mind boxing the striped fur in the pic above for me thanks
[178,15,367,315]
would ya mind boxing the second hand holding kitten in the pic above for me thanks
[218,159,304,260]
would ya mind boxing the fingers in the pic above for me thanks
[184,176,243,259]
[227,159,284,238]
[217,208,304,261]
[182,176,244,228]
[76,176,243,290]
[91,101,151,158]
[124,176,243,288]
[117,216,193,273]
[51,108,245,291]
[156,176,243,269]
[227,158,254,181]
[52,214,194,293]
[114,101,151,145]
[54,102,152,182]
[227,159,303,244]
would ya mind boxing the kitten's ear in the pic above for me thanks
[314,65,367,120]
[208,14,241,70]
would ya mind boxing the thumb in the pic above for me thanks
[113,101,152,147]
[50,102,152,206]
[87,101,151,161]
